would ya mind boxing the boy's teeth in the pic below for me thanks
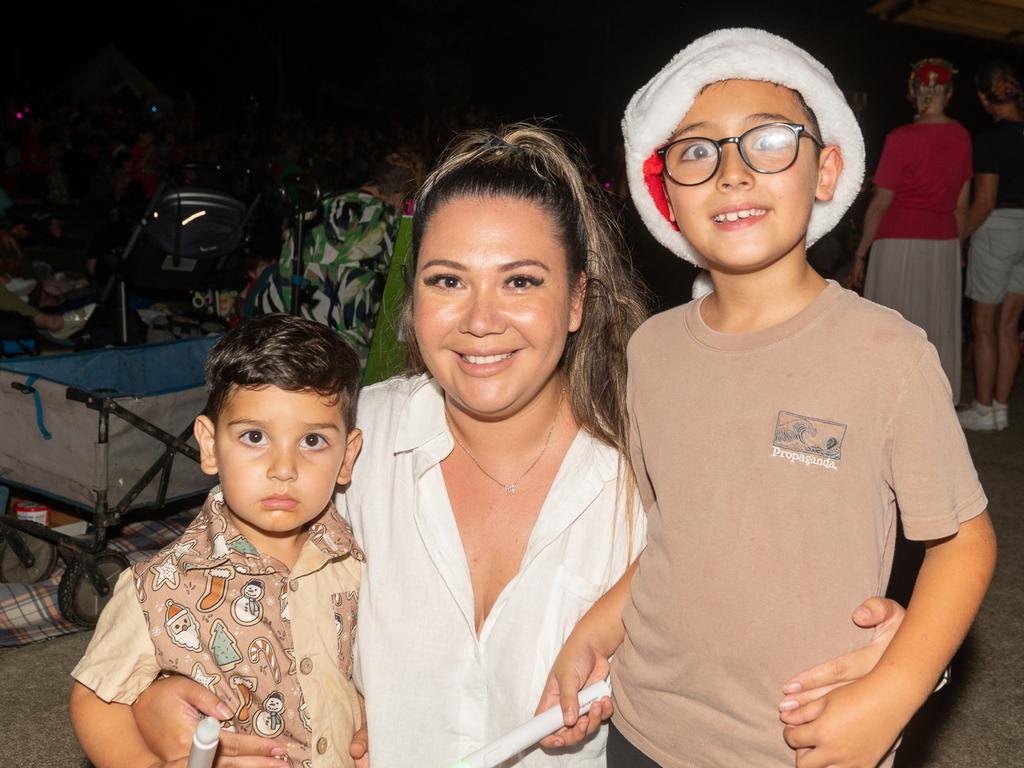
[463,353,513,364]
[713,208,766,223]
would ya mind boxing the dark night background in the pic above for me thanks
[5,1,1019,160]
[3,1,1020,308]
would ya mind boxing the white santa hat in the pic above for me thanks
[622,28,865,293]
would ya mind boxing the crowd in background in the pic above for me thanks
[2,57,1023,423]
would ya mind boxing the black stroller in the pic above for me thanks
[99,163,262,344]
[0,165,262,628]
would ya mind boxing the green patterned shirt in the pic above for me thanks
[277,190,399,358]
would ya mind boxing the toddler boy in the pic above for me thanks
[70,313,365,767]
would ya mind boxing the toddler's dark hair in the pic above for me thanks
[203,314,359,429]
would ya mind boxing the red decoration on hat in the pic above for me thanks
[911,59,954,87]
[642,152,679,231]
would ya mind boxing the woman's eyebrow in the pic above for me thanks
[499,259,550,272]
[419,259,465,271]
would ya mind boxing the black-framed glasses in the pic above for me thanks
[656,123,824,186]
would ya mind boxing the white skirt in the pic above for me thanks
[864,238,961,404]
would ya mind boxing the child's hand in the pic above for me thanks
[779,597,905,725]
[782,675,908,768]
[133,676,285,761]
[535,634,613,750]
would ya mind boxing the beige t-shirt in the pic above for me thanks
[611,281,987,768]
[73,489,363,768]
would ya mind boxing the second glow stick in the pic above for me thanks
[449,679,612,768]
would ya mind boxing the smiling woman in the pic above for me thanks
[344,126,651,766]
[412,196,585,423]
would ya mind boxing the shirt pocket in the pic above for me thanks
[331,589,359,680]
[529,565,608,702]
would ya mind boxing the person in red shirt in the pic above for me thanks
[852,59,972,403]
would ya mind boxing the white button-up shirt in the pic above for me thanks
[340,375,643,768]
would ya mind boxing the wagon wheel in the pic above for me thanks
[58,551,130,629]
[0,532,58,583]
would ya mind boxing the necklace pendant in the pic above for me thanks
[504,483,516,494]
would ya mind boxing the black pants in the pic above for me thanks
[608,721,662,767]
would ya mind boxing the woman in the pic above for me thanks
[852,59,972,403]
[958,61,1024,431]
[109,126,903,767]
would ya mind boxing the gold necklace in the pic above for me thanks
[446,388,564,495]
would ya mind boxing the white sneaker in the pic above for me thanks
[993,402,1009,431]
[958,403,997,431]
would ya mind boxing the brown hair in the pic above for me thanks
[976,60,1023,106]
[204,314,360,429]
[403,124,651,551]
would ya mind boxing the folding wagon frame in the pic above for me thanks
[0,383,203,628]
[0,339,216,626]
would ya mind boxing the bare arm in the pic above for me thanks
[784,512,997,767]
[70,682,164,768]
[954,179,971,239]
[535,555,640,748]
[851,186,894,289]
[964,174,999,238]
[870,512,996,708]
[69,678,285,768]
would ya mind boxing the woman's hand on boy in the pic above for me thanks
[781,672,908,768]
[349,694,370,767]
[133,675,286,763]
[778,597,905,725]
[535,635,613,750]
[146,746,287,768]
[349,724,370,767]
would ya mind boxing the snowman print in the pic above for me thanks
[253,691,285,738]
[232,579,265,625]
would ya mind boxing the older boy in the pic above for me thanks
[70,314,365,767]
[542,28,996,768]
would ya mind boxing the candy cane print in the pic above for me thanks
[132,566,147,603]
[248,637,281,683]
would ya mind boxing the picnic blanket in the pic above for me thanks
[0,509,194,646]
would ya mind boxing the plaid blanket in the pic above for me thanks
[0,510,195,646]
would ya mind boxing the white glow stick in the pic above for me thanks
[186,716,221,768]
[449,680,611,768]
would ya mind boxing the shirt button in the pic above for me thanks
[290,579,300,591]
[300,657,314,675]
[316,737,328,754]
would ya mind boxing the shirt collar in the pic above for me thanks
[390,373,620,485]
[176,488,363,572]
[393,374,449,453]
